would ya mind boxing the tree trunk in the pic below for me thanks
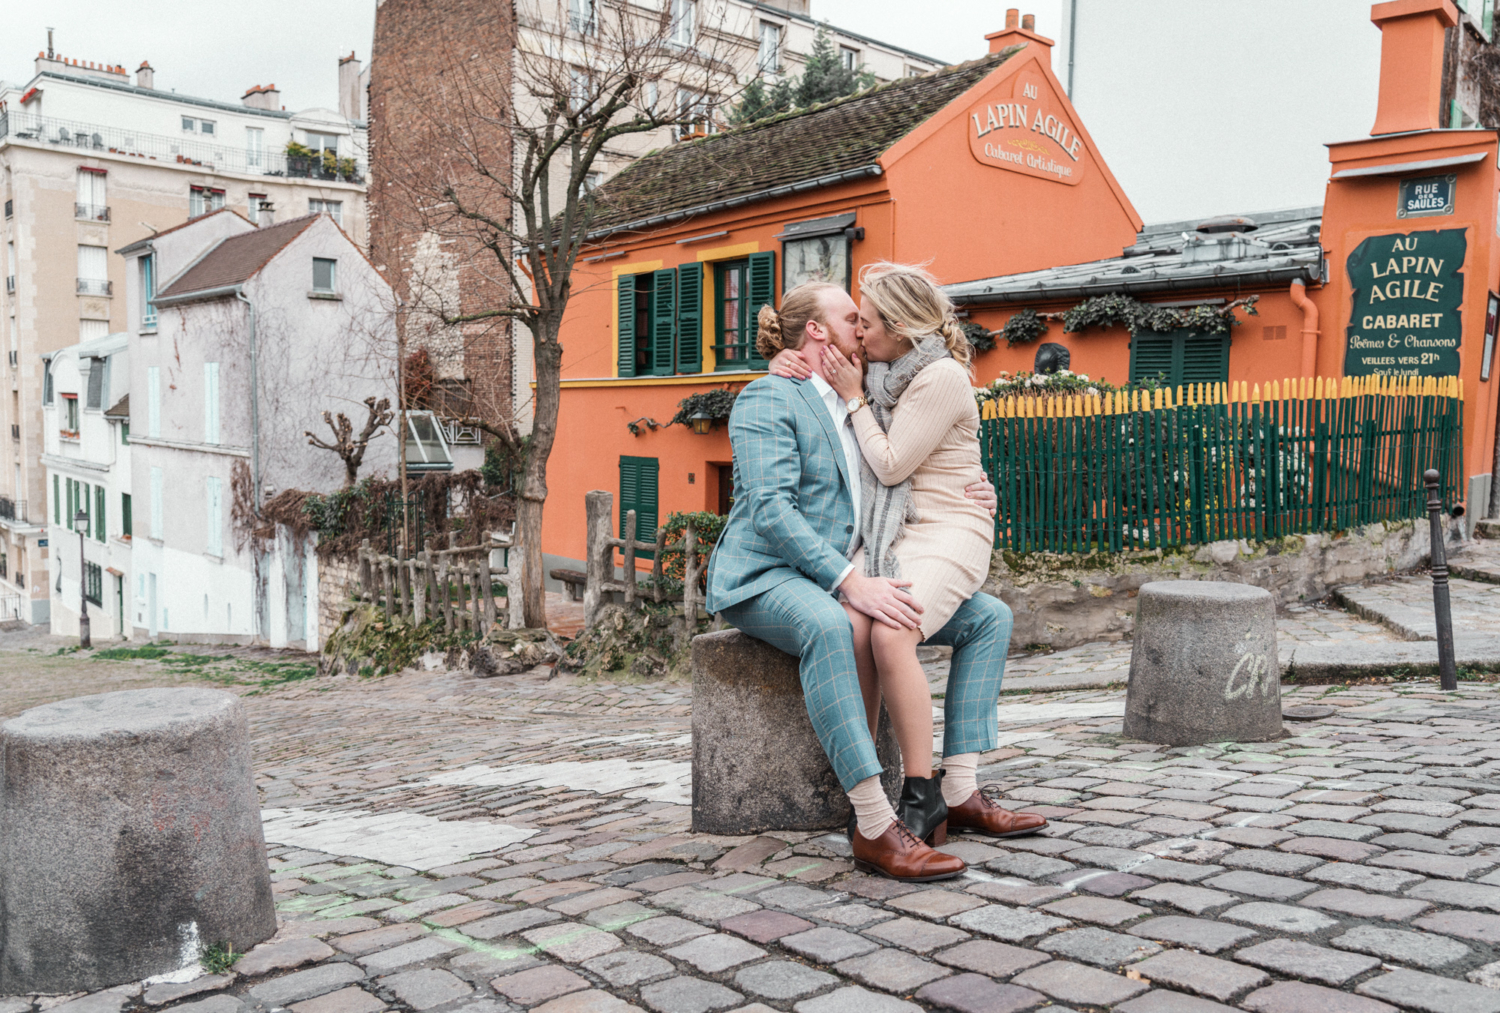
[519,320,564,629]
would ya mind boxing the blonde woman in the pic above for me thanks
[769,263,1046,845]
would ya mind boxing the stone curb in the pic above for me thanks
[1282,636,1500,681]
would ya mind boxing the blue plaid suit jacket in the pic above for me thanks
[705,375,858,613]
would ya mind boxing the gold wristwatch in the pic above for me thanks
[846,396,868,415]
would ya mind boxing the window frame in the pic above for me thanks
[840,46,860,71]
[714,259,752,371]
[758,21,782,73]
[141,254,158,329]
[122,492,132,538]
[669,0,695,47]
[63,394,79,434]
[312,258,338,293]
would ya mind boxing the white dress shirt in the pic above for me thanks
[808,371,861,591]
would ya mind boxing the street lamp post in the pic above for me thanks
[74,508,90,649]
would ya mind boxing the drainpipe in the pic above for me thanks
[1289,279,1320,378]
[235,289,261,512]
[1067,0,1078,97]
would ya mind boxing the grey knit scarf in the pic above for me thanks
[853,335,952,578]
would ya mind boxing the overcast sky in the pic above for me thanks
[4,1,1051,113]
[7,1,1379,222]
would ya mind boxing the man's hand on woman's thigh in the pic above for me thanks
[839,571,924,630]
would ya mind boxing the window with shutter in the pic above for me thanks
[652,269,676,375]
[86,358,106,409]
[1129,329,1229,386]
[677,262,703,373]
[618,455,659,560]
[714,259,752,369]
[747,251,776,369]
[95,484,105,543]
[617,273,637,377]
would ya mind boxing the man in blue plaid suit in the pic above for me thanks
[706,283,1032,881]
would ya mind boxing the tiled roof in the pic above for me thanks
[585,51,1017,235]
[157,214,321,299]
[104,394,129,419]
[946,206,1326,304]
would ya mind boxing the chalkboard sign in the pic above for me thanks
[1344,228,1466,377]
[1397,174,1455,218]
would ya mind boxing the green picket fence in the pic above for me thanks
[978,375,1465,553]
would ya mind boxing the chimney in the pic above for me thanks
[241,84,282,110]
[1370,0,1459,135]
[339,52,362,121]
[257,200,275,227]
[136,61,153,89]
[986,9,1053,54]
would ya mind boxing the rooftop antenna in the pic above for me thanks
[46,27,54,59]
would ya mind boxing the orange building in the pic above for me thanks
[542,1,1500,580]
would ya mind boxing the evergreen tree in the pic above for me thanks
[728,76,793,126]
[794,25,874,108]
[727,24,873,127]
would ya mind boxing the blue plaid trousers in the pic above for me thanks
[723,582,1014,791]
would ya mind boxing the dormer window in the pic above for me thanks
[62,393,79,435]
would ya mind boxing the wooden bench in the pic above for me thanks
[550,567,587,601]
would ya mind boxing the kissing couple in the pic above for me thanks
[705,262,1046,882]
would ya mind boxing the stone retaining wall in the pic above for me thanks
[985,518,1458,651]
[317,552,360,647]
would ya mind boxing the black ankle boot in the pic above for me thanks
[898,772,949,846]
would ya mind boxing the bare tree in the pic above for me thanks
[378,0,743,626]
[306,396,396,488]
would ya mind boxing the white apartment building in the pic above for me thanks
[118,209,396,647]
[41,331,131,639]
[0,42,369,624]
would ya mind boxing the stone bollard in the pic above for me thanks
[0,688,276,993]
[691,629,901,835]
[1123,581,1283,746]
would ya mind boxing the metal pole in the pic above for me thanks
[75,509,90,649]
[1425,469,1457,690]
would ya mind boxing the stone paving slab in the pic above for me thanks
[13,587,1500,1013]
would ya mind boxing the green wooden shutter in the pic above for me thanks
[677,262,703,373]
[652,269,677,375]
[747,251,776,368]
[53,475,60,524]
[617,274,637,377]
[95,485,106,543]
[619,455,660,559]
[122,493,132,537]
[1181,333,1231,384]
[1130,333,1176,384]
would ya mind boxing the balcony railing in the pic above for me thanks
[0,498,26,524]
[0,110,366,183]
[75,202,110,222]
[76,278,112,296]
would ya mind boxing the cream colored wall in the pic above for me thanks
[0,139,368,620]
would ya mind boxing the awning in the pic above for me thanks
[1330,152,1488,179]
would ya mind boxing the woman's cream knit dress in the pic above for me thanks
[848,357,994,640]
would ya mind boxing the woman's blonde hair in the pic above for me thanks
[755,282,843,361]
[858,262,972,369]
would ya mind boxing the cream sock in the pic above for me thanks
[848,775,897,840]
[941,753,979,806]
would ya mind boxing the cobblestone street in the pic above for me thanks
[2,559,1499,1013]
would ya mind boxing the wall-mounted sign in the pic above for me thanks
[967,68,1088,186]
[36,539,47,548]
[1344,228,1466,377]
[1397,174,1455,218]
[1484,291,1498,383]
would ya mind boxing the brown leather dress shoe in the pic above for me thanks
[851,818,967,882]
[947,785,1048,838]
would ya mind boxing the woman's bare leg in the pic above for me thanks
[842,603,881,741]
[869,623,932,778]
